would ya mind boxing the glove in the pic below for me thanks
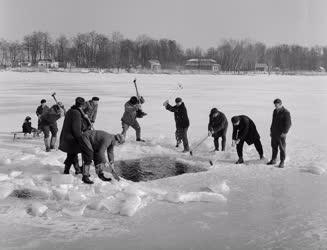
[232,140,236,147]
[139,96,145,104]
[208,131,212,136]
[163,100,169,106]
[280,133,287,138]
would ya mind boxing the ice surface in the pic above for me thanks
[51,174,75,186]
[207,180,230,195]
[165,191,227,203]
[9,171,23,178]
[0,182,14,199]
[0,173,10,182]
[0,72,327,249]
[119,195,142,216]
[62,205,87,217]
[100,196,121,214]
[68,191,87,203]
[52,187,68,200]
[30,202,48,216]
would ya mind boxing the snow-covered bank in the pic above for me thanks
[0,72,327,249]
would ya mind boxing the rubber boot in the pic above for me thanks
[73,162,82,175]
[50,136,57,150]
[214,138,219,151]
[44,138,51,152]
[98,172,112,182]
[82,164,94,184]
[136,138,145,142]
[235,158,244,164]
[95,164,112,182]
[267,159,277,165]
[63,164,71,174]
[277,161,285,168]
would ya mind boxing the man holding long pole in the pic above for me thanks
[163,97,190,152]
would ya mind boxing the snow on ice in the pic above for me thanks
[0,72,327,249]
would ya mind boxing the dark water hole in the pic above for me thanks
[114,156,207,182]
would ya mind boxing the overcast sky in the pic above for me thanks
[0,0,326,49]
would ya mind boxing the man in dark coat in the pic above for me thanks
[267,98,292,168]
[36,99,49,130]
[81,130,125,184]
[208,108,228,151]
[163,97,190,152]
[83,96,99,124]
[121,96,145,142]
[59,97,91,175]
[231,115,264,164]
[40,103,65,152]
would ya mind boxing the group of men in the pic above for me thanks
[30,92,292,185]
[162,97,291,168]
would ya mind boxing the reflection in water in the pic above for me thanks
[114,156,206,182]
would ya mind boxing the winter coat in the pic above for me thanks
[83,100,98,123]
[22,121,33,133]
[36,105,49,117]
[40,105,63,126]
[270,107,292,137]
[232,115,260,145]
[208,111,228,137]
[121,101,142,126]
[166,102,190,129]
[81,130,115,163]
[59,105,89,154]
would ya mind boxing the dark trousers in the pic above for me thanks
[176,127,189,151]
[236,139,263,159]
[214,134,226,151]
[64,153,79,167]
[41,123,58,138]
[271,136,286,162]
[122,121,141,140]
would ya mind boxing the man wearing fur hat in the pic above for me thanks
[208,108,228,151]
[163,97,190,152]
[81,130,124,184]
[59,97,91,175]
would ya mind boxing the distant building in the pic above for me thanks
[255,63,268,72]
[18,61,32,67]
[185,58,220,72]
[38,59,59,69]
[66,62,76,69]
[147,59,161,71]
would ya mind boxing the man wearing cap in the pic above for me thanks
[121,96,145,142]
[59,97,91,175]
[163,97,190,152]
[83,97,99,124]
[208,108,228,151]
[80,130,124,184]
[267,98,292,168]
[231,115,264,164]
[36,99,49,131]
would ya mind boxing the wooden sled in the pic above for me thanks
[11,131,42,141]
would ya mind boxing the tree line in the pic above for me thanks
[1,31,327,72]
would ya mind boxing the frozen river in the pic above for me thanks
[0,72,327,249]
